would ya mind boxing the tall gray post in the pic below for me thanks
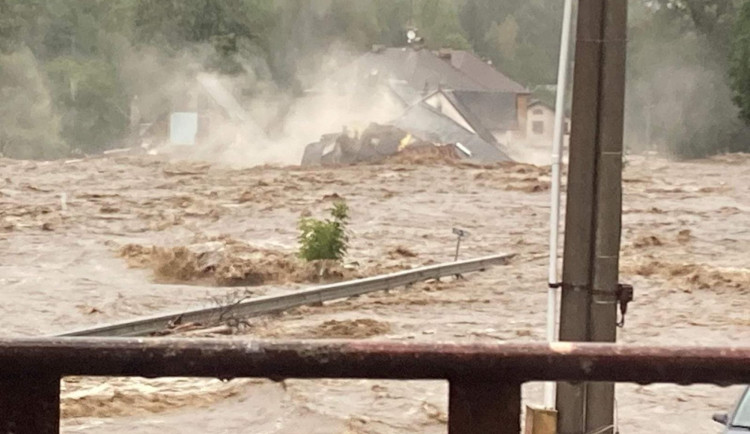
[557,0,628,433]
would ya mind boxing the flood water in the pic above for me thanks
[1,154,748,433]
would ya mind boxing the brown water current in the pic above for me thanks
[1,153,748,433]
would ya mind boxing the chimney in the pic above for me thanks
[437,49,452,60]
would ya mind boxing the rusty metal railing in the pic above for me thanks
[1,338,748,433]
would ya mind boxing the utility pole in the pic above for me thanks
[556,0,628,433]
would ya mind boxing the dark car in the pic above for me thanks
[713,386,750,433]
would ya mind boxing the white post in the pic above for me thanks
[545,0,575,410]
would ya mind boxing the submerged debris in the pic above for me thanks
[119,238,353,286]
[622,258,750,294]
[311,319,391,339]
[389,246,418,258]
[302,123,442,166]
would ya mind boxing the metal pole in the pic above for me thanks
[556,0,605,432]
[557,0,628,432]
[585,0,628,432]
[544,0,576,410]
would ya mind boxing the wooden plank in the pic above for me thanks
[525,405,557,434]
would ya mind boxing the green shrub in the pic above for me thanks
[298,201,349,261]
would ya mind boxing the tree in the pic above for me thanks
[626,0,750,158]
[34,1,133,153]
[730,1,750,124]
[298,201,350,261]
[458,0,563,86]
[649,0,737,61]
[45,56,128,153]
[133,0,274,75]
[484,18,518,61]
[413,0,471,49]
[0,48,66,159]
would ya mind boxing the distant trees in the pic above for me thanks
[731,1,750,124]
[625,0,750,158]
[460,0,563,85]
[0,0,65,158]
[0,48,66,158]
[0,0,748,159]
[133,0,275,75]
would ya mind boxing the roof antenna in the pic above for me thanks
[406,28,424,47]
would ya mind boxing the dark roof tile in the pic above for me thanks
[445,50,528,93]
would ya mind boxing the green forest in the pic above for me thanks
[1,0,749,159]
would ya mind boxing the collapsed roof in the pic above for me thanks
[301,103,509,166]
[390,103,509,162]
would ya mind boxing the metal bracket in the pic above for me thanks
[556,283,633,327]
[615,283,634,328]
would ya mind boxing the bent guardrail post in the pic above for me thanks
[58,253,514,338]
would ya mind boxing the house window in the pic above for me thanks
[532,121,544,135]
[532,108,544,115]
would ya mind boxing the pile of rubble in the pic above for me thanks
[301,123,457,166]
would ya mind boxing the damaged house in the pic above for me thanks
[301,43,536,165]
[131,73,267,158]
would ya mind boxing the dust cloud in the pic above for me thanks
[624,8,748,158]
[0,47,64,159]
[117,41,405,168]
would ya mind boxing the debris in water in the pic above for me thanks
[632,234,663,248]
[311,319,390,339]
[117,238,394,286]
[162,162,211,176]
[389,246,418,258]
[677,229,692,244]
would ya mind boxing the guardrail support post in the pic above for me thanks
[0,375,60,434]
[449,381,520,433]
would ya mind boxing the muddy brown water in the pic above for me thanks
[1,154,748,433]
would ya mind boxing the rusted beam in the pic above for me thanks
[0,375,59,434]
[0,339,747,385]
[449,381,520,434]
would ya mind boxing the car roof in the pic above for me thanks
[728,386,750,432]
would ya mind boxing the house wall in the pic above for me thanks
[499,103,571,165]
[516,94,529,141]
[525,104,570,149]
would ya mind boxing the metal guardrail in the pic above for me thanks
[59,253,513,337]
[1,338,748,433]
